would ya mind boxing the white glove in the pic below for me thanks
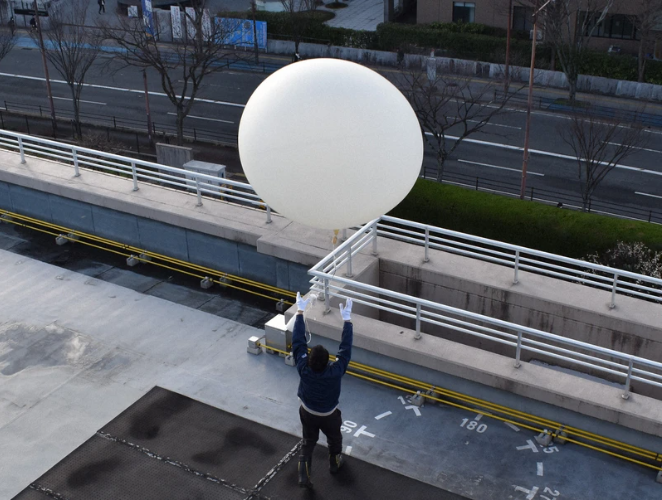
[296,292,311,312]
[339,298,353,321]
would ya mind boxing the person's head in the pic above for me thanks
[308,345,329,373]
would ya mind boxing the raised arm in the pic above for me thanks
[292,292,310,373]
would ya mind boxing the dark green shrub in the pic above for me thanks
[388,179,662,258]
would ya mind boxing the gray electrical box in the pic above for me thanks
[183,160,226,194]
[264,314,291,357]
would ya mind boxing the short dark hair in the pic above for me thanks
[308,345,329,373]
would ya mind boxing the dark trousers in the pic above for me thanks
[299,406,342,459]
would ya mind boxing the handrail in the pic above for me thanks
[0,129,274,222]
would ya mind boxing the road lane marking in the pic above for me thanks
[0,72,246,108]
[52,96,106,105]
[635,191,662,199]
[167,112,233,124]
[468,119,521,130]
[606,142,662,154]
[537,462,544,476]
[375,411,392,420]
[430,132,662,177]
[505,422,521,432]
[458,159,544,176]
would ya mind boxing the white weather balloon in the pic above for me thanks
[238,58,423,230]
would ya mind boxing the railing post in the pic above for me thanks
[17,137,26,164]
[195,178,202,206]
[346,244,353,278]
[342,228,347,241]
[609,273,619,309]
[622,358,634,400]
[371,222,378,256]
[266,205,272,224]
[513,250,520,284]
[424,227,430,262]
[72,149,80,177]
[514,330,523,368]
[415,304,422,340]
[323,278,330,314]
[131,161,139,191]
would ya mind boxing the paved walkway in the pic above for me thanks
[321,0,384,31]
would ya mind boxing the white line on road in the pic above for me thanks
[52,96,106,105]
[375,411,392,420]
[504,422,520,432]
[474,414,483,421]
[431,132,662,177]
[167,112,233,124]
[635,191,662,199]
[0,72,246,108]
[458,159,544,176]
[468,119,521,130]
[537,462,544,476]
[606,142,662,154]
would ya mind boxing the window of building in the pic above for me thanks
[453,2,475,23]
[581,12,637,40]
[512,6,533,32]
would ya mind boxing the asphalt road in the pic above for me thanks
[2,43,662,219]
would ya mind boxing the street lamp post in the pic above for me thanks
[505,0,512,95]
[520,0,555,200]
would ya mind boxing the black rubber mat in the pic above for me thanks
[13,387,469,500]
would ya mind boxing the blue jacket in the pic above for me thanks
[292,314,353,414]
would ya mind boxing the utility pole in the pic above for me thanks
[143,69,153,145]
[33,0,57,136]
[504,0,512,95]
[520,0,555,200]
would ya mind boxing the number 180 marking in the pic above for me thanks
[461,418,487,433]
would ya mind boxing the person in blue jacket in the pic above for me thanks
[292,292,353,488]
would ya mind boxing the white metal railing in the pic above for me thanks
[309,219,662,399]
[0,130,274,222]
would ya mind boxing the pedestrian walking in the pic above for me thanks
[8,16,15,34]
[98,0,105,14]
[292,292,353,489]
[29,16,36,31]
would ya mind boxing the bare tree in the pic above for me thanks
[32,0,102,138]
[280,0,318,55]
[400,70,515,182]
[559,112,647,211]
[628,0,662,83]
[545,0,613,103]
[0,26,16,64]
[100,1,250,146]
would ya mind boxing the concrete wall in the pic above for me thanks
[0,181,311,294]
[267,40,662,103]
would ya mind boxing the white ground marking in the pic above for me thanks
[467,119,522,130]
[166,112,233,124]
[514,485,539,500]
[353,426,375,438]
[537,462,544,476]
[635,191,662,200]
[398,396,407,405]
[404,405,422,417]
[457,159,545,176]
[345,446,352,456]
[504,422,521,432]
[606,142,662,154]
[0,72,246,108]
[474,414,482,421]
[52,97,106,105]
[516,439,539,452]
[375,411,392,420]
[428,132,662,177]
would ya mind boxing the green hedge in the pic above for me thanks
[388,179,662,258]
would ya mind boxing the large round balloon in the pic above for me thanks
[238,58,423,230]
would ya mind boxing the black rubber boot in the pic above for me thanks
[298,457,313,488]
[329,454,344,474]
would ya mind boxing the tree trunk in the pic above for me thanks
[435,150,445,183]
[568,78,577,103]
[638,38,647,83]
[176,105,185,146]
[70,84,81,139]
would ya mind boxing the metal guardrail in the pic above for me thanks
[2,100,239,146]
[0,129,273,222]
[309,217,662,398]
[422,168,662,225]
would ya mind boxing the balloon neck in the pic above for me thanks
[332,229,339,246]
